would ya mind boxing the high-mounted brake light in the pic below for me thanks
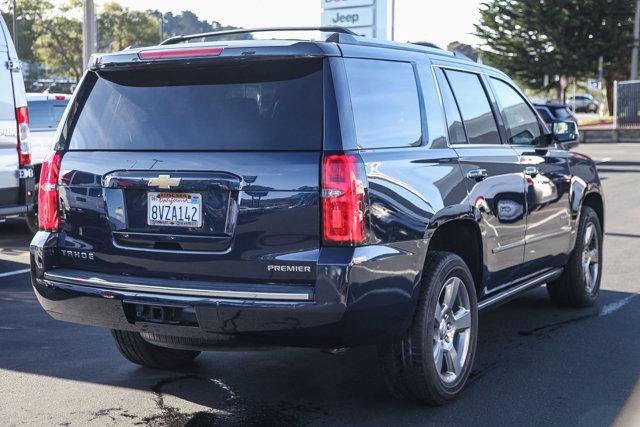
[322,154,367,245]
[138,47,224,60]
[38,152,63,231]
[54,95,66,100]
[15,106,30,166]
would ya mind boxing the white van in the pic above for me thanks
[0,18,34,230]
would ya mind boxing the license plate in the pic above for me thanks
[147,192,202,228]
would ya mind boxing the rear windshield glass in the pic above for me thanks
[68,59,323,150]
[28,100,69,129]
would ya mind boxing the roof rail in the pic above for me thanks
[160,26,358,45]
[412,41,443,50]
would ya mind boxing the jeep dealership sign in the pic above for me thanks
[320,0,389,40]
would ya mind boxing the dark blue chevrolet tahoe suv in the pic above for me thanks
[30,27,604,405]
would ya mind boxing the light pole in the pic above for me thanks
[12,0,16,51]
[82,0,96,70]
[631,0,640,80]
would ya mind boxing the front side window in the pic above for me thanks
[491,78,541,145]
[445,70,500,145]
[344,59,422,149]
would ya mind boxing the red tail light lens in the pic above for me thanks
[38,152,63,231]
[138,47,224,60]
[322,154,367,245]
[16,106,31,166]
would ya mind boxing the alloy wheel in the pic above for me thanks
[432,276,472,384]
[582,222,600,293]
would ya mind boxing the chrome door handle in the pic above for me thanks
[467,168,488,180]
[524,166,539,176]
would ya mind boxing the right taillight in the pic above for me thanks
[38,152,63,231]
[322,154,367,245]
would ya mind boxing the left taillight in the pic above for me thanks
[16,106,31,166]
[38,152,63,231]
[321,154,368,245]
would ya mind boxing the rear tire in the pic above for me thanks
[378,251,478,405]
[111,330,201,369]
[547,206,602,307]
[25,208,38,234]
[25,186,38,234]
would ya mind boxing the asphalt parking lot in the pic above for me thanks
[1,143,639,426]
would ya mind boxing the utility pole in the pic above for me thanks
[12,0,17,51]
[631,0,640,80]
[82,0,96,70]
[390,0,395,41]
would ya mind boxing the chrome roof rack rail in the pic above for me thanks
[160,26,358,45]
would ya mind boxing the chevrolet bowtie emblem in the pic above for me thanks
[148,174,181,189]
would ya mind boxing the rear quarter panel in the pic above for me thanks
[567,150,603,246]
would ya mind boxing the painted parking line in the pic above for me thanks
[600,293,640,316]
[0,268,30,279]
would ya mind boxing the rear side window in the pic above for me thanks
[344,59,421,149]
[490,78,541,145]
[435,69,466,144]
[68,59,323,151]
[444,70,500,145]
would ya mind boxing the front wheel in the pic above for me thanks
[547,206,603,307]
[379,251,478,405]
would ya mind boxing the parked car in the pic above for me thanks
[30,27,604,405]
[567,93,599,113]
[25,93,71,232]
[0,17,34,225]
[534,101,579,148]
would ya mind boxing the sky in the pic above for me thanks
[102,0,483,49]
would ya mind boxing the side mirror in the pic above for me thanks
[552,121,579,144]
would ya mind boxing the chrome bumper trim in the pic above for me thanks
[43,271,313,301]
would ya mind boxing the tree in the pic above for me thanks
[446,41,479,62]
[475,0,634,109]
[98,2,159,51]
[1,0,39,64]
[150,10,252,42]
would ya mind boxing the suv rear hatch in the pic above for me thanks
[55,56,325,285]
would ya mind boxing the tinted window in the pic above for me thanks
[28,100,69,129]
[549,106,573,121]
[68,60,323,150]
[535,107,553,123]
[491,78,541,145]
[445,70,500,145]
[435,69,466,144]
[28,101,52,128]
[345,59,421,149]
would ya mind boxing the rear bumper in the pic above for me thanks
[0,204,29,218]
[31,231,427,348]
